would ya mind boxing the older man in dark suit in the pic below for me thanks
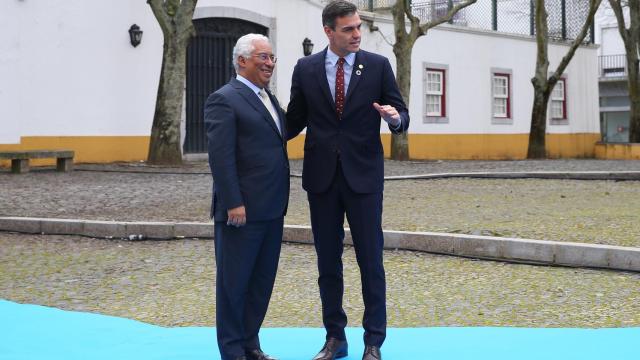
[205,33,289,360]
[286,2,410,360]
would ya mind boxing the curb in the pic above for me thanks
[17,168,640,181]
[384,171,640,181]
[1,216,639,273]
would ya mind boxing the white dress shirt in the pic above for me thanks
[236,75,281,135]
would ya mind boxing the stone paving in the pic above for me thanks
[1,159,640,327]
[1,233,639,328]
[1,160,640,247]
[72,158,640,175]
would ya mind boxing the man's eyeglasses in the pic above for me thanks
[252,53,277,63]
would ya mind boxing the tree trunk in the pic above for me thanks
[527,0,600,158]
[387,0,476,160]
[608,0,640,142]
[391,42,413,161]
[147,0,197,165]
[147,36,188,165]
[625,0,640,143]
[627,52,640,142]
[528,87,551,158]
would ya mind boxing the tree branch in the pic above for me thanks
[391,0,409,40]
[176,0,198,42]
[372,27,395,47]
[147,0,172,36]
[403,0,421,25]
[406,5,423,39]
[533,0,549,90]
[609,0,630,43]
[418,0,477,34]
[551,0,602,82]
[166,0,180,16]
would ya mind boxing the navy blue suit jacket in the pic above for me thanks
[205,78,290,222]
[286,48,409,194]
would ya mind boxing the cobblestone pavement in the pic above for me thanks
[1,233,639,328]
[1,160,640,247]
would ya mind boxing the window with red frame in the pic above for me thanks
[492,73,511,118]
[425,68,446,117]
[551,79,567,119]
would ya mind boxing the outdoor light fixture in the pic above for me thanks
[129,24,143,47]
[302,38,314,56]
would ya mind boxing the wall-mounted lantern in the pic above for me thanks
[129,24,143,48]
[302,38,314,56]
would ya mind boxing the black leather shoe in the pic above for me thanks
[245,348,278,360]
[362,345,381,360]
[312,338,348,360]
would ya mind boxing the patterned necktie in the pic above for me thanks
[259,88,281,135]
[335,57,345,118]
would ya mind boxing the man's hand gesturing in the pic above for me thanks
[373,102,401,127]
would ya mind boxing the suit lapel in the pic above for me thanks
[231,78,282,140]
[267,90,286,141]
[314,48,336,110]
[344,50,365,106]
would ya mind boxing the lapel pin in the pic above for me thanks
[356,70,362,76]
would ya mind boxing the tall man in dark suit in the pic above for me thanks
[205,33,289,360]
[286,2,409,360]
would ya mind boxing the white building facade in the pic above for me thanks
[595,5,631,144]
[0,0,601,163]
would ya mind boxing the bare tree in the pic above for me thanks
[147,0,198,165]
[390,0,477,160]
[608,0,640,142]
[527,0,602,158]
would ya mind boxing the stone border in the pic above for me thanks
[1,217,639,272]
[595,142,640,160]
[70,169,640,181]
[384,171,640,181]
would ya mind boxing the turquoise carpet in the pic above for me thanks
[1,299,638,359]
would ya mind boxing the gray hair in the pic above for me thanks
[232,33,271,72]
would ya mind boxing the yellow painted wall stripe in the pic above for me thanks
[1,133,604,167]
[289,133,601,160]
[595,143,640,160]
[0,136,149,166]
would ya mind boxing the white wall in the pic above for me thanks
[600,26,626,56]
[0,0,162,144]
[0,0,600,148]
[360,18,599,135]
[0,0,24,143]
[595,4,627,56]
[272,0,328,105]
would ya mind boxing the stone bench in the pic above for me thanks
[0,150,75,174]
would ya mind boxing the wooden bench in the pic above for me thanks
[0,150,75,174]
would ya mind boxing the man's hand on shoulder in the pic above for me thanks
[227,206,246,227]
[373,102,401,128]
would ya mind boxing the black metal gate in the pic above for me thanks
[184,18,268,153]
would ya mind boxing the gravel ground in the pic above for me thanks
[1,160,640,247]
[1,233,639,328]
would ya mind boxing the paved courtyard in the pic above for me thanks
[1,159,640,328]
[2,160,640,246]
[2,233,639,328]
